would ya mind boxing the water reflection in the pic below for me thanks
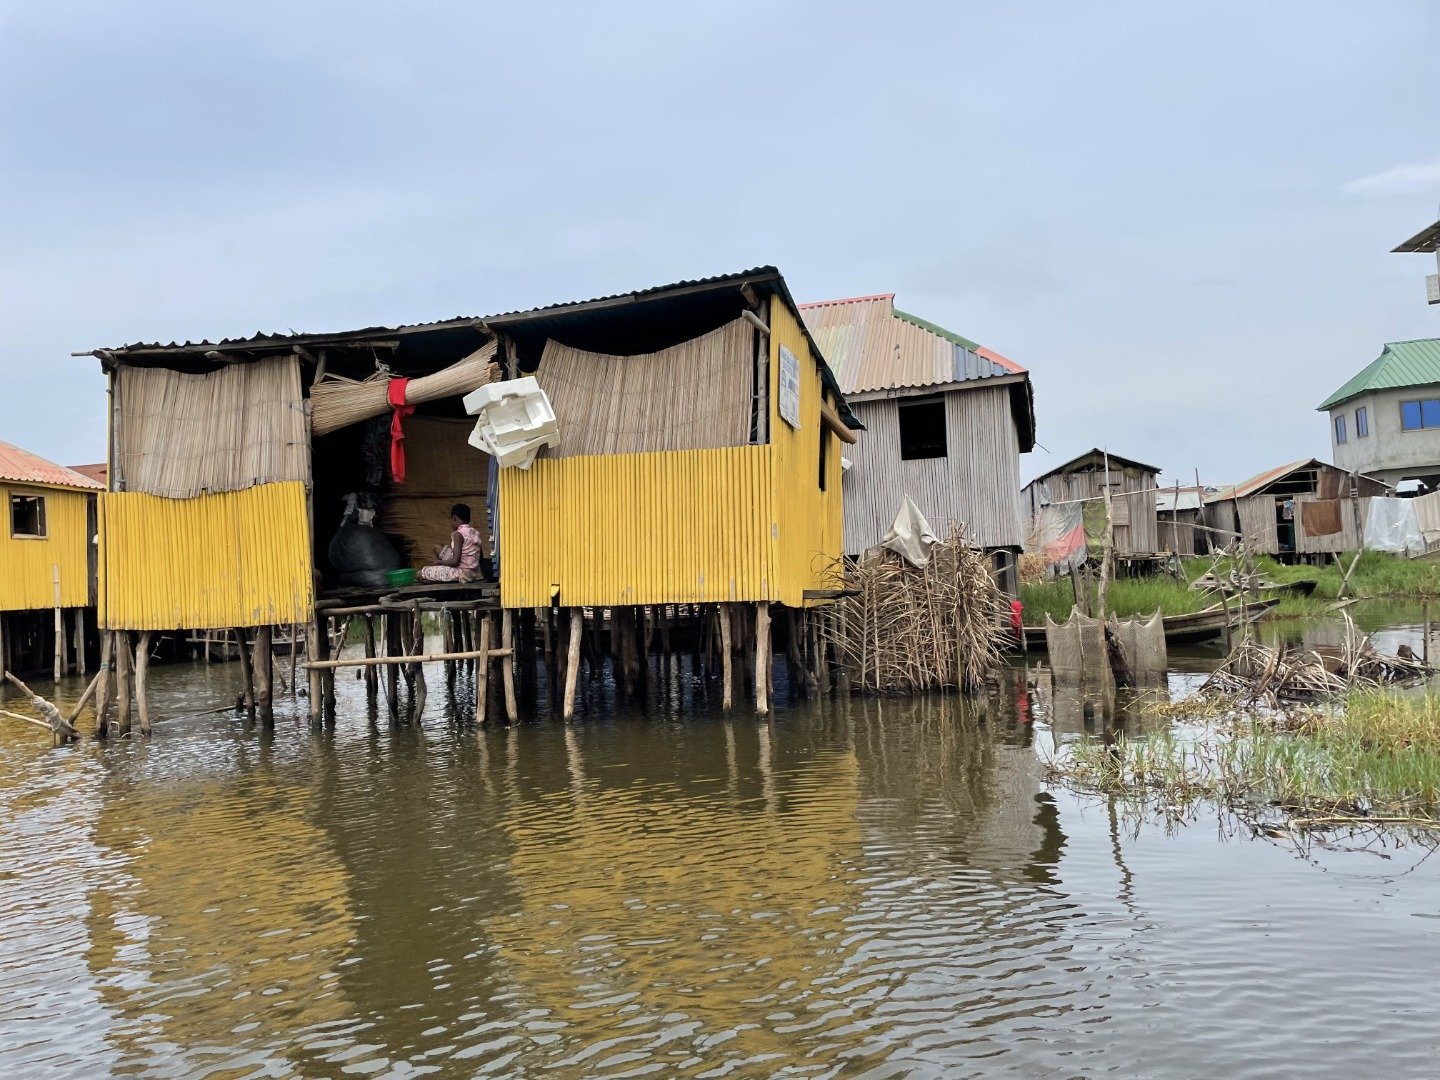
[0,644,1438,1077]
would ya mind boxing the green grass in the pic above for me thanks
[1057,689,1440,823]
[1020,575,1210,624]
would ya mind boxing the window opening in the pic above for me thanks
[818,413,829,491]
[1401,399,1440,431]
[1334,415,1347,444]
[1355,406,1369,438]
[898,397,947,460]
[10,494,46,538]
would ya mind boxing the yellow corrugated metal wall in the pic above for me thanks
[498,446,773,608]
[767,297,844,606]
[100,481,313,630]
[0,484,93,611]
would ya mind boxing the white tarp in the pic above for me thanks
[1364,497,1425,557]
[881,496,939,568]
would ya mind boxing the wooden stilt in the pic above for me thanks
[755,602,771,716]
[321,615,338,724]
[363,615,378,712]
[815,610,831,695]
[288,620,298,700]
[72,609,86,677]
[475,611,491,725]
[115,631,134,736]
[0,613,7,683]
[563,607,583,721]
[254,626,273,726]
[52,566,63,683]
[719,603,734,712]
[136,631,153,736]
[501,608,518,723]
[236,627,256,718]
[95,631,113,738]
[306,618,323,725]
[385,613,401,724]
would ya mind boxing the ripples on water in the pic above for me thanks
[1,644,1439,1078]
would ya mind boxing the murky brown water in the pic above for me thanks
[3,611,1440,1077]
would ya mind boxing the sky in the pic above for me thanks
[2,0,1439,487]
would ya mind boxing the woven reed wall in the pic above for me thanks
[498,446,774,608]
[100,481,313,630]
[535,317,754,458]
[844,386,1023,555]
[379,417,491,567]
[0,484,92,612]
[766,297,843,607]
[115,358,308,498]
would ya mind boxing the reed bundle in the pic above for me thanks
[1202,618,1431,706]
[829,526,1008,694]
[310,342,498,436]
[115,357,308,498]
[536,317,753,457]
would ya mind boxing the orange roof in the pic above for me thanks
[68,463,108,487]
[0,440,105,490]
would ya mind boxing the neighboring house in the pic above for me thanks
[0,439,102,679]
[1392,215,1440,306]
[798,294,1034,593]
[1155,485,1212,556]
[1204,458,1387,560]
[1318,338,1440,490]
[1022,450,1161,557]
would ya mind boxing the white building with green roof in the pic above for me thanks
[1318,338,1440,488]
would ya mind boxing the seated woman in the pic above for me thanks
[418,503,485,583]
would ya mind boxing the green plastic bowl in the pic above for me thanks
[386,568,417,588]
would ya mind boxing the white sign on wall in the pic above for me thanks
[778,345,801,429]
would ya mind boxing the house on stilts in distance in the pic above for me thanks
[798,294,1035,596]
[82,266,862,730]
[0,440,102,681]
[1022,449,1162,571]
[1203,458,1388,561]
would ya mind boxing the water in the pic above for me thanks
[2,611,1440,1077]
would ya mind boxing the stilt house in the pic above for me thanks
[1203,458,1387,559]
[1022,450,1161,557]
[83,267,859,725]
[798,295,1034,594]
[0,440,102,679]
[1155,486,1210,556]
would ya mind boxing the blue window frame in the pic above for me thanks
[1334,415,1347,444]
[1355,406,1369,437]
[1401,399,1440,431]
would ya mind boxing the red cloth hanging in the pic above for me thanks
[388,377,415,485]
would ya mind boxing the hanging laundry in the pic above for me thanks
[1300,499,1342,537]
[388,377,415,485]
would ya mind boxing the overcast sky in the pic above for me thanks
[3,1,1438,485]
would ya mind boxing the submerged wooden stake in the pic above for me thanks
[563,607,583,721]
[755,602,771,716]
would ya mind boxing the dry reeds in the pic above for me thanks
[830,526,1008,694]
[114,357,308,498]
[310,342,498,436]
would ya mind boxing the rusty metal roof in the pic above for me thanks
[69,463,108,487]
[0,440,105,490]
[1207,458,1324,503]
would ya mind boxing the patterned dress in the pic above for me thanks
[419,523,484,582]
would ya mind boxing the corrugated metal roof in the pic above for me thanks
[1207,458,1319,503]
[1317,338,1440,410]
[0,440,105,490]
[797,294,1027,394]
[1156,487,1208,512]
[69,463,108,486]
[1394,220,1440,253]
[1027,448,1161,487]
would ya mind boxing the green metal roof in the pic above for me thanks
[1317,338,1440,411]
[891,308,981,352]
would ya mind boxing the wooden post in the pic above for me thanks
[115,630,133,736]
[72,609,87,677]
[288,621,298,701]
[306,618,323,725]
[0,613,6,683]
[363,615,378,711]
[236,627,255,718]
[53,565,63,682]
[718,603,733,712]
[135,631,152,736]
[95,631,113,738]
[563,607,583,721]
[501,609,518,722]
[322,615,339,723]
[475,611,491,725]
[755,602,771,716]
[254,626,273,724]
[384,613,401,724]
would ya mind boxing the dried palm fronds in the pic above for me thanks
[311,341,498,436]
[827,526,1008,694]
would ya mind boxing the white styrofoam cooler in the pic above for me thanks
[464,376,560,469]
